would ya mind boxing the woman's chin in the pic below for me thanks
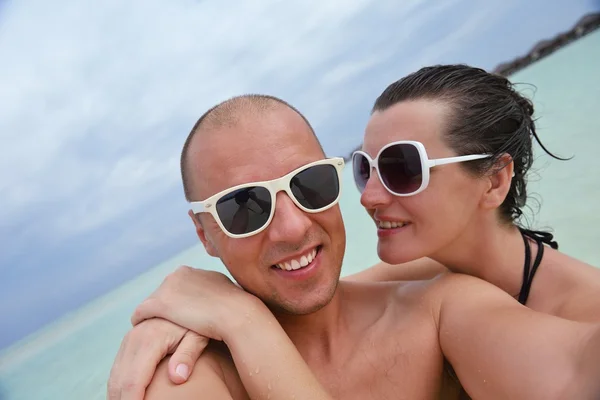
[377,242,421,265]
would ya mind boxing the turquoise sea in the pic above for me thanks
[1,31,599,400]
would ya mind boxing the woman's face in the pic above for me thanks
[359,99,490,264]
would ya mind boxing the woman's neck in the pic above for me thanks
[431,219,529,299]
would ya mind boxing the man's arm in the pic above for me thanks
[145,345,247,400]
[434,274,600,400]
[343,257,447,282]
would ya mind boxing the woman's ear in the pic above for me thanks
[480,153,513,211]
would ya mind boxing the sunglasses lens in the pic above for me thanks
[379,144,423,194]
[216,186,272,235]
[352,153,371,192]
[290,164,340,210]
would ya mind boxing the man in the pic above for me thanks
[107,94,600,399]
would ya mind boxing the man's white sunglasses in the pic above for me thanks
[189,158,345,238]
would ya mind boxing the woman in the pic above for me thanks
[339,63,600,399]
[109,65,600,400]
[348,64,600,321]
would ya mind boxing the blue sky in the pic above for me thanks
[0,0,598,350]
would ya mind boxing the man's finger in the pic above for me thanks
[167,331,210,384]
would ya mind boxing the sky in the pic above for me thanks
[0,0,598,350]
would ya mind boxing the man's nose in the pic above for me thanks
[267,192,312,244]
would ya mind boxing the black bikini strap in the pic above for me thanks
[519,228,559,249]
[517,228,558,305]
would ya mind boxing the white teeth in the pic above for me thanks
[276,248,318,271]
[291,259,301,270]
[308,249,316,263]
[378,221,407,229]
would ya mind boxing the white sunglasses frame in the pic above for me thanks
[189,157,345,238]
[352,140,491,197]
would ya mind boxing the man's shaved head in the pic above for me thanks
[180,94,323,201]
[181,94,345,316]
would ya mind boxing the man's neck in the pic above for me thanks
[272,284,351,364]
[432,218,527,299]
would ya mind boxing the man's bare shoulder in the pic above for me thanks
[337,278,454,398]
[145,342,249,400]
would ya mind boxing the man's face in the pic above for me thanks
[187,105,346,315]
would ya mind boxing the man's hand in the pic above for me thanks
[131,265,264,344]
[107,318,209,400]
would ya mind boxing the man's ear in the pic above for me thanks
[188,210,219,257]
[479,153,514,211]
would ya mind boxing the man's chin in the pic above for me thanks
[265,287,338,317]
[273,301,328,316]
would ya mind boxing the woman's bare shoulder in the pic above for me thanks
[343,257,448,283]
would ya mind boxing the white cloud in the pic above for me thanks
[0,0,463,241]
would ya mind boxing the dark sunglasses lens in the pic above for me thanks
[290,164,339,210]
[216,186,272,235]
[352,153,370,192]
[379,144,423,194]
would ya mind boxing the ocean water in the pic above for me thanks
[1,30,599,400]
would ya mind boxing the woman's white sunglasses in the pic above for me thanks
[352,140,491,196]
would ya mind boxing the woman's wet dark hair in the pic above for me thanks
[372,64,567,226]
